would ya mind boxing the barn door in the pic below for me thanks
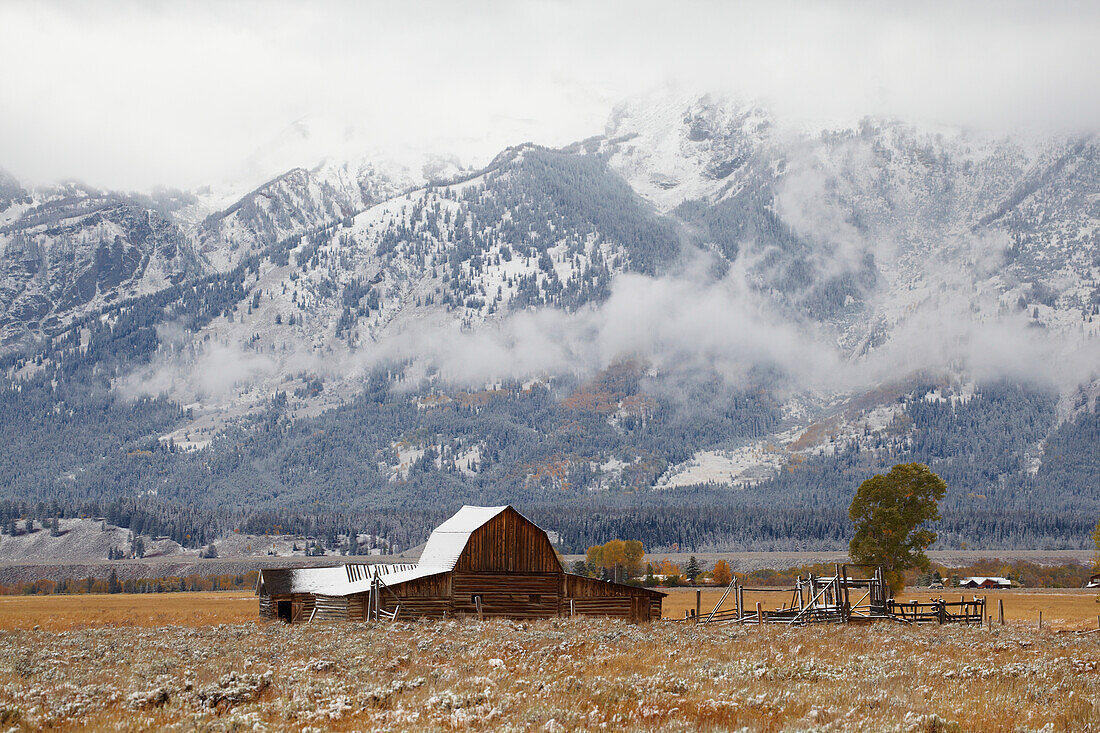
[630,597,645,623]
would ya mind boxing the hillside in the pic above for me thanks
[1,94,1099,553]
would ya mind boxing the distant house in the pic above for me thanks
[1086,573,1100,589]
[959,576,1011,589]
[258,505,664,623]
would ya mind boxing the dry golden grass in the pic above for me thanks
[662,586,1100,629]
[2,588,1096,632]
[0,592,256,631]
[0,615,1098,731]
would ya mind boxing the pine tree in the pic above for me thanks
[684,556,701,584]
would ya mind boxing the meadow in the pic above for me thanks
[1,588,1098,631]
[0,592,1098,730]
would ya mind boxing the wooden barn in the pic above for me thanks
[258,505,664,623]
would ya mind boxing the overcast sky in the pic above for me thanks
[2,0,1099,191]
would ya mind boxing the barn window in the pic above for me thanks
[529,594,541,604]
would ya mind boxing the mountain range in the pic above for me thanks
[2,94,1098,554]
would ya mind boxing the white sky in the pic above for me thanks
[2,0,1099,191]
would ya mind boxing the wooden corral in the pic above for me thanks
[697,565,986,626]
[259,505,664,624]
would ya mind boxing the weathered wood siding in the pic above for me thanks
[451,572,562,618]
[378,573,453,619]
[258,507,663,623]
[260,592,316,623]
[454,507,561,573]
[314,594,349,621]
[562,575,663,622]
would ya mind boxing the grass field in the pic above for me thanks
[2,588,1098,632]
[0,591,256,631]
[0,610,1098,730]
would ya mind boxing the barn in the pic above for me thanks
[258,505,664,623]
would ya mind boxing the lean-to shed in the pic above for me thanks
[258,505,664,623]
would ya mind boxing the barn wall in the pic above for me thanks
[454,508,561,574]
[260,592,316,623]
[451,572,562,618]
[314,594,350,621]
[296,594,317,623]
[562,575,663,622]
[377,574,454,619]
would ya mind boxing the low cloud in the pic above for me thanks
[364,263,843,393]
[119,323,280,404]
[3,2,1098,190]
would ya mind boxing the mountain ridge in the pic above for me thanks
[1,94,1098,552]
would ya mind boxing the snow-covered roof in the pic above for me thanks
[418,505,508,570]
[291,505,511,597]
[321,565,449,597]
[259,563,417,595]
[960,576,1011,586]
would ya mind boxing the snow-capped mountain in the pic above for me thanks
[2,94,1099,550]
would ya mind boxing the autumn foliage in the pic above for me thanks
[585,539,645,578]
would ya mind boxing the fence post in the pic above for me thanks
[998,599,1004,625]
[696,589,701,622]
[1038,610,1042,629]
[756,601,763,625]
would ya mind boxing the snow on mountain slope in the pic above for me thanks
[193,158,417,272]
[604,95,1100,346]
[7,94,1100,498]
[593,95,1100,486]
[126,143,684,438]
[0,179,206,349]
[602,94,773,212]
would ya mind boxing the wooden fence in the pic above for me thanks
[692,565,986,626]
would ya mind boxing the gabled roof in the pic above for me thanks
[290,506,512,598]
[418,505,509,570]
[309,505,510,597]
[261,506,545,598]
